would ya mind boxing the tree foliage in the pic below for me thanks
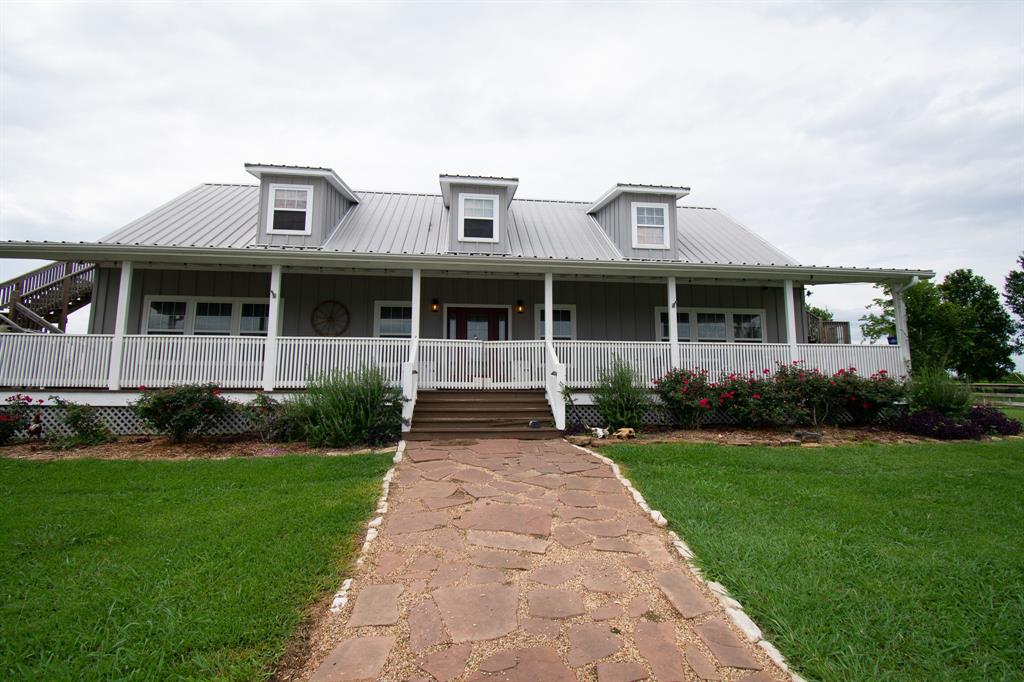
[1005,253,1024,348]
[806,304,834,321]
[861,269,1017,380]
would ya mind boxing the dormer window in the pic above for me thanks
[631,202,670,249]
[267,184,313,234]
[458,194,499,243]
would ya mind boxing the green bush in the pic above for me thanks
[132,384,235,443]
[592,358,652,430]
[48,397,116,449]
[653,368,715,428]
[828,367,906,426]
[908,365,971,417]
[0,394,34,445]
[283,368,404,447]
[240,392,296,443]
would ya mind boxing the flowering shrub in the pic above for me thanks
[132,384,234,443]
[0,394,34,445]
[653,368,715,427]
[654,363,908,429]
[828,368,906,426]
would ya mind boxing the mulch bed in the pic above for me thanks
[0,435,396,461]
[582,425,940,448]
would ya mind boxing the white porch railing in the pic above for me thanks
[122,335,266,389]
[417,339,546,389]
[276,337,410,388]
[796,343,904,378]
[556,341,674,388]
[0,334,113,388]
[0,335,908,393]
[545,341,567,429]
[556,340,908,386]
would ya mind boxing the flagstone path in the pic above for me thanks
[308,438,787,681]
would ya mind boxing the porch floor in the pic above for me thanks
[305,438,787,680]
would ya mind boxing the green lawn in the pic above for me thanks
[0,454,391,681]
[604,440,1024,681]
[1001,406,1024,422]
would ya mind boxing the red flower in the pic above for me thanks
[763,368,770,374]
[698,398,711,409]
[138,385,147,391]
[212,388,222,396]
[863,402,872,409]
[36,399,44,404]
[752,393,761,400]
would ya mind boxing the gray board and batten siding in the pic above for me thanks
[254,174,352,248]
[89,267,807,343]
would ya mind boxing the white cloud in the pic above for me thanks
[1,1,1022,353]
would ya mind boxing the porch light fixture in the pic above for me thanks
[431,298,440,313]
[515,300,525,314]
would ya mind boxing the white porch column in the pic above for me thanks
[666,276,680,367]
[892,285,912,373]
[107,260,133,390]
[544,272,554,343]
[783,279,799,363]
[410,268,422,341]
[262,265,283,391]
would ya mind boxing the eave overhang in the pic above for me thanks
[0,241,935,286]
[244,164,359,204]
[439,175,519,208]
[587,183,691,214]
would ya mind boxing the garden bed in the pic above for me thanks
[0,435,397,461]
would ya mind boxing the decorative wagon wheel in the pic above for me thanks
[311,300,350,336]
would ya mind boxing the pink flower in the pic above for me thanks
[763,368,770,374]
[36,399,44,404]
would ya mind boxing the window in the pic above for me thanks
[267,184,313,234]
[143,297,276,335]
[374,301,413,338]
[696,312,727,342]
[458,194,499,243]
[655,307,765,343]
[240,303,270,336]
[536,306,576,340]
[147,301,187,335]
[194,302,233,335]
[631,202,670,249]
[733,313,763,343]
[656,309,690,341]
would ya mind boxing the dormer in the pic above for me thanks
[246,163,359,247]
[440,174,518,253]
[588,183,690,259]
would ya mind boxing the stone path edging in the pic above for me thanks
[329,441,406,614]
[569,441,807,682]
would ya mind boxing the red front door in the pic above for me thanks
[446,307,509,340]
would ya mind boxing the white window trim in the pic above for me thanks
[458,193,500,243]
[266,183,314,236]
[373,300,414,338]
[654,306,766,343]
[534,304,577,340]
[631,201,671,250]
[141,296,280,336]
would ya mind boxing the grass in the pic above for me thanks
[603,440,1024,681]
[1000,406,1024,422]
[0,454,391,681]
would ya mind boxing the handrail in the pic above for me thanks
[545,340,566,430]
[0,262,95,307]
[401,338,420,432]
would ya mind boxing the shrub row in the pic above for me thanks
[0,368,405,448]
[654,363,905,428]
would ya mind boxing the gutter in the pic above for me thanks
[0,241,936,285]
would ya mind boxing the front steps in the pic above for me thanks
[406,389,561,441]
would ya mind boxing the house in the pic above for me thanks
[0,163,933,438]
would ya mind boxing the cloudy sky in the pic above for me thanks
[1,1,1022,344]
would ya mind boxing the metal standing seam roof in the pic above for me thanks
[96,183,799,266]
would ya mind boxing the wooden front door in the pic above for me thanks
[446,307,509,341]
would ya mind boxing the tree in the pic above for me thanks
[1005,254,1024,348]
[806,304,834,321]
[861,269,1017,380]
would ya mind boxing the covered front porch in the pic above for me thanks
[0,260,915,431]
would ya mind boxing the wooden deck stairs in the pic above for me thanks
[406,389,560,441]
[0,262,95,333]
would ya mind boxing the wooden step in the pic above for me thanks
[408,389,556,440]
[405,427,561,441]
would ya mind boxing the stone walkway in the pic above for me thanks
[308,438,788,682]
